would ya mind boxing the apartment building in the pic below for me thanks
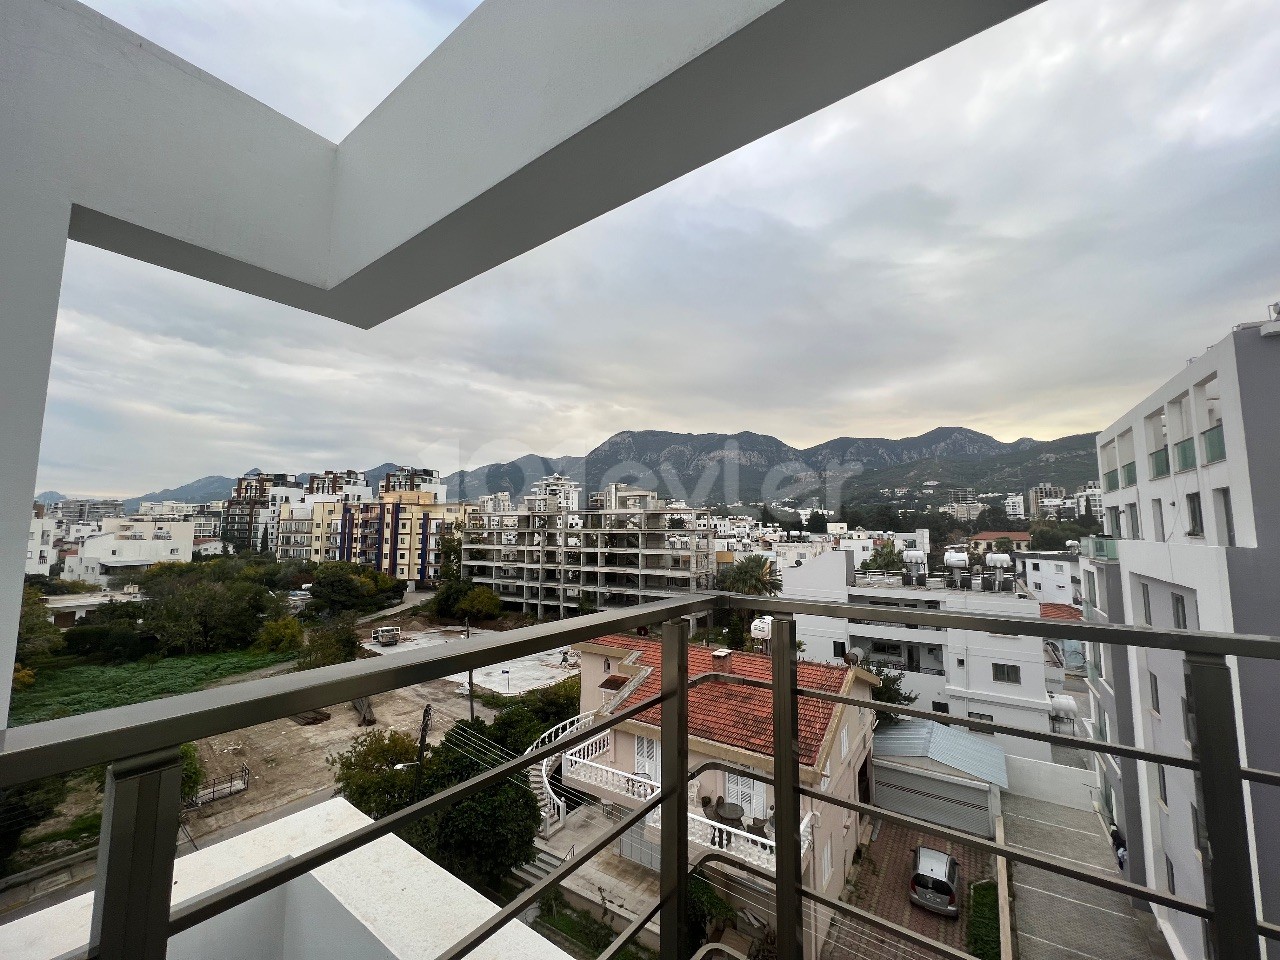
[1028,482,1067,519]
[53,498,125,523]
[339,490,467,585]
[61,518,195,586]
[26,511,57,576]
[461,475,713,619]
[1081,321,1280,960]
[566,636,877,958]
[1014,550,1080,607]
[783,550,1060,761]
[379,465,447,500]
[225,473,298,552]
[830,527,931,567]
[1075,480,1103,521]
[1004,494,1027,520]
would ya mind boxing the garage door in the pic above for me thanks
[872,762,993,838]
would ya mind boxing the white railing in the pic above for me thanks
[564,755,660,801]
[525,712,597,831]
[686,809,816,873]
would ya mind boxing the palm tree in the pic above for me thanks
[717,554,782,596]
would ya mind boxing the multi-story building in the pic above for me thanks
[307,470,370,498]
[783,550,1062,761]
[379,465,447,501]
[136,501,201,517]
[563,635,877,958]
[1014,550,1080,607]
[1075,480,1103,521]
[53,498,125,523]
[830,527,931,566]
[61,518,194,586]
[1004,493,1027,520]
[462,476,713,619]
[940,500,982,522]
[26,510,57,576]
[340,491,467,584]
[969,531,1031,554]
[225,473,298,552]
[1028,482,1067,519]
[1081,321,1280,960]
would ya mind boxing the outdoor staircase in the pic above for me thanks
[524,712,600,838]
[513,846,564,887]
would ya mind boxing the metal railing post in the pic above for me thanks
[91,747,185,960]
[771,616,803,960]
[660,618,690,960]
[1186,652,1260,960]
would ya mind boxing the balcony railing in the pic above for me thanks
[2,594,1279,960]
[1174,436,1198,472]
[1202,423,1227,464]
[1120,460,1137,487]
[1149,445,1171,479]
[1081,535,1120,561]
[1103,468,1120,492]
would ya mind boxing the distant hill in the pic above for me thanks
[34,491,66,505]
[82,427,1098,514]
[442,427,1100,507]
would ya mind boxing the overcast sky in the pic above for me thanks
[37,0,1280,497]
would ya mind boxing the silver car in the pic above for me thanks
[909,847,960,918]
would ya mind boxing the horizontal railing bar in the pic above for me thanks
[1242,767,1280,789]
[694,672,1200,772]
[802,885,978,960]
[693,851,974,960]
[168,689,671,934]
[796,685,1201,772]
[0,594,716,786]
[435,793,665,960]
[728,595,1280,660]
[796,786,1210,919]
[1259,920,1280,942]
[597,894,666,960]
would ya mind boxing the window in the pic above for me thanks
[822,838,833,884]
[1054,563,1065,574]
[1182,695,1196,746]
[1126,503,1140,540]
[932,701,950,714]
[956,657,965,667]
[840,725,849,759]
[1098,710,1109,743]
[968,711,994,725]
[726,771,766,818]
[1141,583,1152,626]
[1107,506,1122,537]
[1033,581,1042,591]
[832,639,847,660]
[1149,671,1160,715]
[1158,765,1168,805]
[1151,499,1166,542]
[1172,593,1188,630]
[821,760,831,792]
[992,663,1022,685]
[1186,492,1204,537]
[1031,562,1041,572]
[635,736,660,781]
[1085,570,1098,607]
[1166,856,1177,895]
[1214,488,1236,547]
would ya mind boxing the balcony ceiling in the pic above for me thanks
[4,0,1044,329]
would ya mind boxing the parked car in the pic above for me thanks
[909,847,960,918]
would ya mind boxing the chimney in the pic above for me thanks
[711,648,733,672]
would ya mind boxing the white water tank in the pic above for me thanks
[902,549,928,565]
[943,550,969,569]
[985,553,1012,568]
[1049,693,1079,719]
[750,616,774,641]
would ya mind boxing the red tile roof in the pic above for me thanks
[599,674,629,691]
[1039,603,1083,621]
[595,636,850,766]
[972,531,1032,542]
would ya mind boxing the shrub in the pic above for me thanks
[966,880,1001,960]
[428,579,474,620]
[258,616,304,652]
[179,743,205,804]
[456,586,502,621]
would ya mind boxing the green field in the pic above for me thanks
[10,650,297,726]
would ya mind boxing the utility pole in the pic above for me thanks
[412,704,432,800]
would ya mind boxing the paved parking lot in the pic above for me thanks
[1003,794,1172,960]
[822,820,993,959]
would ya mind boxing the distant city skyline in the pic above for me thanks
[35,0,1280,497]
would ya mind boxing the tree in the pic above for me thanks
[429,578,475,620]
[716,554,782,596]
[861,541,904,571]
[0,776,67,867]
[456,586,502,621]
[179,743,205,804]
[805,511,828,534]
[17,586,62,661]
[327,728,420,820]
[257,616,304,652]
[439,534,463,582]
[416,721,541,887]
[667,514,687,530]
[993,537,1015,554]
[865,662,918,726]
[307,561,405,618]
[258,527,270,556]
[296,613,361,670]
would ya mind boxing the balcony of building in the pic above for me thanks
[1080,535,1120,562]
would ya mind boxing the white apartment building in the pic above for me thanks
[26,512,57,576]
[783,550,1059,762]
[1081,321,1280,960]
[462,476,713,619]
[61,517,195,586]
[1075,480,1103,520]
[1014,550,1080,607]
[136,500,201,516]
[1004,494,1026,520]
[1028,482,1067,519]
[829,527,931,567]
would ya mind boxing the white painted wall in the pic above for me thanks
[1005,755,1095,812]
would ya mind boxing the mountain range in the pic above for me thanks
[37,427,1100,511]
